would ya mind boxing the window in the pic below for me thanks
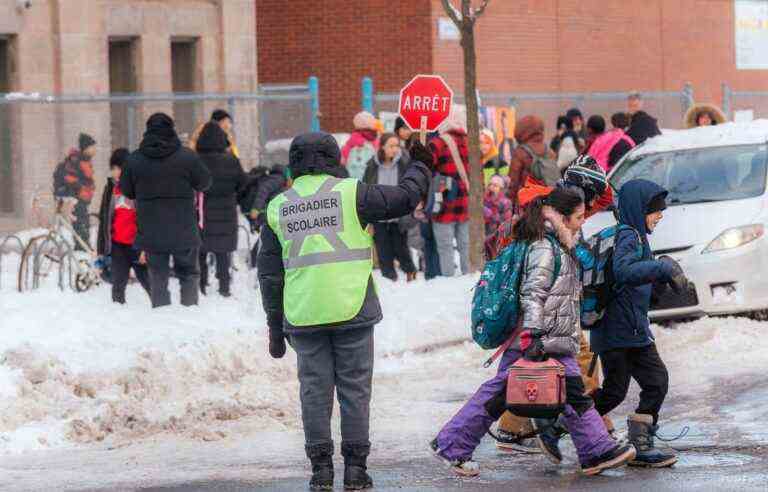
[109,38,138,149]
[611,144,768,205]
[171,39,200,141]
[0,36,16,214]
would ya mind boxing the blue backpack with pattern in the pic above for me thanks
[471,235,561,350]
[579,225,643,328]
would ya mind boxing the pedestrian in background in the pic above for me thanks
[363,133,418,282]
[97,148,151,304]
[684,103,726,128]
[481,128,508,186]
[483,174,512,237]
[589,113,635,171]
[53,133,97,250]
[341,111,380,180]
[120,113,212,308]
[196,122,247,298]
[428,109,472,277]
[189,109,240,158]
[555,116,582,171]
[549,115,570,155]
[566,108,587,145]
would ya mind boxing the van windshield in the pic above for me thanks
[610,144,768,205]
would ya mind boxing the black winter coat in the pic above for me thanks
[626,111,662,146]
[258,132,431,336]
[197,124,247,253]
[96,179,115,256]
[120,121,212,253]
[239,167,287,230]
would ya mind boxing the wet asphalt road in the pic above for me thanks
[136,447,768,491]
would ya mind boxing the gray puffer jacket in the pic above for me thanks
[516,231,582,356]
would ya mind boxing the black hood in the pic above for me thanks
[139,113,181,159]
[627,111,661,145]
[617,179,668,239]
[289,132,343,178]
[196,122,229,154]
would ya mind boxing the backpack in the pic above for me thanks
[52,159,70,197]
[346,142,376,181]
[580,225,643,328]
[520,144,561,187]
[471,235,561,350]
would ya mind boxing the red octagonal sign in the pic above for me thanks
[398,75,454,132]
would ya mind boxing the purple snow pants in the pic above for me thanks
[435,349,616,465]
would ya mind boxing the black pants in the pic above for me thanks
[147,248,200,308]
[373,222,416,280]
[72,201,90,251]
[420,221,441,280]
[199,251,232,292]
[110,242,151,304]
[593,343,669,424]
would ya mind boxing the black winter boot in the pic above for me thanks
[342,442,373,490]
[627,413,678,468]
[218,279,231,298]
[306,443,334,491]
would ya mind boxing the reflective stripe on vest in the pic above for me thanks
[277,177,370,269]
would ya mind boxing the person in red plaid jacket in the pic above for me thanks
[428,110,472,276]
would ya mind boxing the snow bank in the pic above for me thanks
[0,250,476,454]
[633,120,768,157]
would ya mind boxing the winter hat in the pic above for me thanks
[353,111,377,131]
[645,192,668,215]
[195,122,229,153]
[587,115,606,134]
[109,148,130,169]
[563,155,608,204]
[211,109,232,122]
[145,113,176,138]
[79,133,96,152]
[394,116,409,134]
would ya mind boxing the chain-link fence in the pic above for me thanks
[722,83,768,122]
[0,83,317,233]
[373,85,694,137]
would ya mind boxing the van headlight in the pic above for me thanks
[703,224,764,253]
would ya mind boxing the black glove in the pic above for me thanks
[409,140,434,168]
[269,328,286,359]
[522,329,547,361]
[658,255,689,295]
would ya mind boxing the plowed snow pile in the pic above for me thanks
[1,245,766,458]
[0,251,474,454]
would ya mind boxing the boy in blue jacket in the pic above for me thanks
[590,179,689,468]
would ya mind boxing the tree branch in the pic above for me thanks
[440,0,463,26]
[471,0,490,20]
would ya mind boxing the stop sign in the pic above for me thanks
[398,75,454,132]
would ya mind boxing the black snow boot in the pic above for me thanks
[627,413,678,468]
[218,279,231,298]
[306,443,334,491]
[342,442,373,490]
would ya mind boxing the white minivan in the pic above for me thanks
[583,121,768,320]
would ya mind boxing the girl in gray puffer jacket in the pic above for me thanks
[432,188,635,477]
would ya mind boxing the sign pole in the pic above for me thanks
[419,115,428,145]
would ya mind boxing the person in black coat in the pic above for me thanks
[120,113,212,308]
[626,111,662,146]
[257,132,432,489]
[196,122,247,297]
[239,164,289,268]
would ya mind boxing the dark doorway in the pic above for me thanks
[0,37,16,214]
[109,38,138,150]
[171,39,199,141]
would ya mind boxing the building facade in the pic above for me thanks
[0,0,257,234]
[257,0,768,132]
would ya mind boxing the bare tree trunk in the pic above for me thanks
[460,2,485,272]
[440,0,490,272]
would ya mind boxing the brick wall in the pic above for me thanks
[256,0,433,132]
[257,0,768,135]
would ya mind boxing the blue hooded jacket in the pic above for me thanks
[590,179,674,354]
